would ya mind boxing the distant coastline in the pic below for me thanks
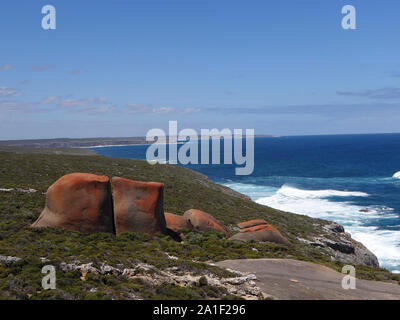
[3,133,400,149]
[80,143,151,148]
[0,135,276,149]
[0,137,149,149]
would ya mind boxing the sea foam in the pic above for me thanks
[393,171,400,179]
[224,182,400,271]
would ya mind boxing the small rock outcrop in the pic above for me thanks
[112,177,166,236]
[31,173,114,234]
[0,255,22,266]
[298,222,379,267]
[237,219,269,229]
[165,212,192,233]
[57,259,265,300]
[229,219,291,246]
[183,209,231,237]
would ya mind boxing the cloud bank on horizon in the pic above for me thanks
[1,0,400,139]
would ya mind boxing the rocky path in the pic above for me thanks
[216,259,400,300]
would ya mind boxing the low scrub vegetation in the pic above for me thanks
[0,151,396,299]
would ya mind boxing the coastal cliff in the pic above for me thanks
[0,149,395,300]
[298,221,379,268]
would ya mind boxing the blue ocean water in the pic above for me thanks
[91,134,400,272]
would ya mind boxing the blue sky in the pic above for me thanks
[1,0,400,139]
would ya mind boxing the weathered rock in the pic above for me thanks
[237,219,268,229]
[164,212,192,233]
[240,224,271,233]
[112,177,166,236]
[351,241,379,267]
[229,223,291,246]
[221,274,257,285]
[59,261,99,274]
[323,222,345,233]
[322,238,355,254]
[216,258,400,300]
[183,209,230,237]
[0,187,37,193]
[298,222,380,268]
[164,252,178,260]
[100,263,122,275]
[31,173,114,234]
[0,255,21,266]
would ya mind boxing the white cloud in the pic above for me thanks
[0,100,34,112]
[181,107,201,114]
[32,65,54,72]
[40,96,60,104]
[72,69,87,75]
[0,64,14,72]
[337,87,400,100]
[68,105,118,115]
[125,103,151,114]
[59,97,109,107]
[152,107,176,114]
[0,87,23,98]
[125,103,201,115]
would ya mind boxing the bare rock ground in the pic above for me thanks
[216,258,400,300]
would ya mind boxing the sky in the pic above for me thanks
[1,0,400,139]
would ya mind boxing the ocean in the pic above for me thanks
[91,133,400,273]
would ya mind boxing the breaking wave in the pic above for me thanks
[393,171,400,179]
[223,182,400,271]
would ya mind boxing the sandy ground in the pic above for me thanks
[216,259,400,300]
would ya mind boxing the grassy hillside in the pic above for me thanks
[0,137,148,148]
[0,146,97,156]
[0,151,397,299]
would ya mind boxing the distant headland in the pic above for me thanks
[0,135,276,149]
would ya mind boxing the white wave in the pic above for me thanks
[393,171,400,179]
[273,184,369,199]
[349,226,400,270]
[244,184,400,272]
[255,185,377,222]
